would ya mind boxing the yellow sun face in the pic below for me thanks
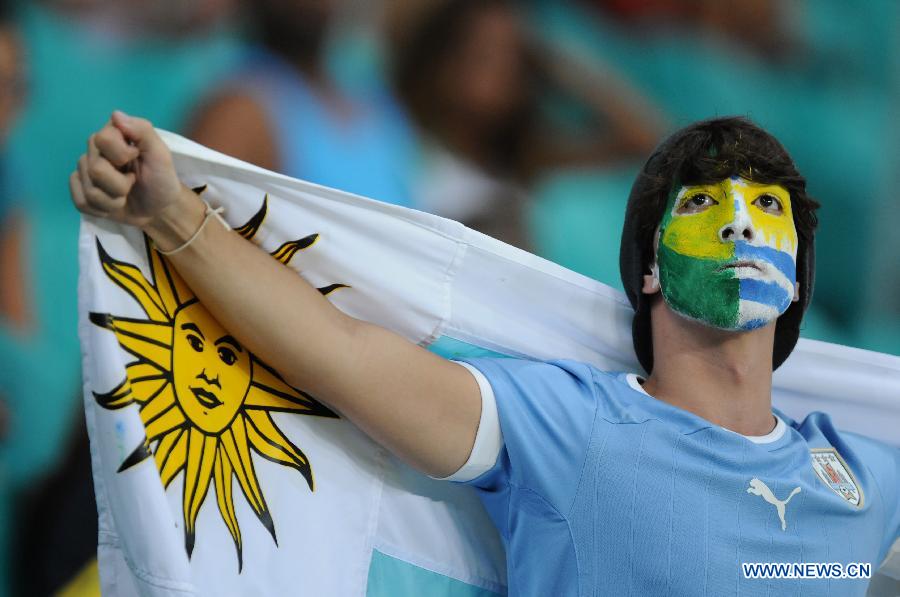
[172,302,253,434]
[90,189,345,570]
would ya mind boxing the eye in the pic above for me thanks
[186,334,204,352]
[753,193,784,215]
[218,347,237,366]
[677,193,718,214]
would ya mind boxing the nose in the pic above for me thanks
[196,368,221,388]
[719,224,754,242]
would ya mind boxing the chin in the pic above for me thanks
[669,305,776,334]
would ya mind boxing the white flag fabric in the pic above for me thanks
[78,131,900,596]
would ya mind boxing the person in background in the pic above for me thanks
[188,0,415,208]
[385,0,666,248]
[0,0,28,335]
[0,0,23,472]
[0,4,28,595]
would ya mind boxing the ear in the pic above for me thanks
[792,280,800,302]
[642,228,663,295]
[642,263,661,295]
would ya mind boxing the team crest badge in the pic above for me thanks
[811,448,863,507]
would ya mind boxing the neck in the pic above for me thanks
[641,300,777,436]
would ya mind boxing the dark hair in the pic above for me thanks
[620,116,820,372]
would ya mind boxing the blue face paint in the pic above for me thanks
[734,242,797,282]
[739,279,793,313]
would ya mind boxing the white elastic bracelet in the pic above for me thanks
[157,201,229,256]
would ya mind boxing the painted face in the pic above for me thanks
[172,302,253,434]
[656,177,798,330]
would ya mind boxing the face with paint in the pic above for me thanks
[653,177,798,331]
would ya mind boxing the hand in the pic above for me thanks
[69,111,187,229]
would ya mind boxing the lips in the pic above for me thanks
[718,260,762,272]
[191,386,223,409]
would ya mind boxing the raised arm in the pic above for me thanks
[70,112,482,478]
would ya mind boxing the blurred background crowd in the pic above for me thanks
[0,0,897,594]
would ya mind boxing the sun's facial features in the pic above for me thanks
[657,177,798,330]
[172,302,253,434]
[90,190,346,571]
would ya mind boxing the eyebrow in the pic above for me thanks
[215,335,243,352]
[753,187,789,196]
[181,323,204,339]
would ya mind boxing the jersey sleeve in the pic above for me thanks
[844,432,900,575]
[454,357,599,524]
[435,362,504,483]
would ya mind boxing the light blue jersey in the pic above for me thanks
[233,48,416,208]
[459,358,900,596]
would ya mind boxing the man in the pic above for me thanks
[70,112,899,595]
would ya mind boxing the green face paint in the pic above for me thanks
[657,242,739,328]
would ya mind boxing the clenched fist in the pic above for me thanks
[70,111,203,250]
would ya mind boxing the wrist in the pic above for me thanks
[142,185,206,252]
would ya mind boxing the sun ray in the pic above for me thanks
[105,317,173,347]
[245,361,337,417]
[220,418,265,514]
[317,283,349,296]
[270,234,318,264]
[108,316,172,350]
[144,403,186,442]
[96,238,168,321]
[154,428,181,471]
[245,410,313,489]
[118,438,153,472]
[93,378,133,410]
[243,384,329,415]
[148,242,193,315]
[138,385,176,425]
[183,428,217,557]
[157,429,187,489]
[234,195,267,240]
[126,361,168,383]
[220,418,276,543]
[90,313,172,372]
[214,446,243,570]
[131,376,170,406]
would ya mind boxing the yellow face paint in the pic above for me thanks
[740,181,797,255]
[661,179,797,261]
[661,183,733,261]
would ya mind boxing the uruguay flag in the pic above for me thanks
[78,131,900,595]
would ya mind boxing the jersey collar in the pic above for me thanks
[623,373,788,445]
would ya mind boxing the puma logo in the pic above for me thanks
[747,478,801,531]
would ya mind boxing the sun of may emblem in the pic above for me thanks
[90,187,344,570]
